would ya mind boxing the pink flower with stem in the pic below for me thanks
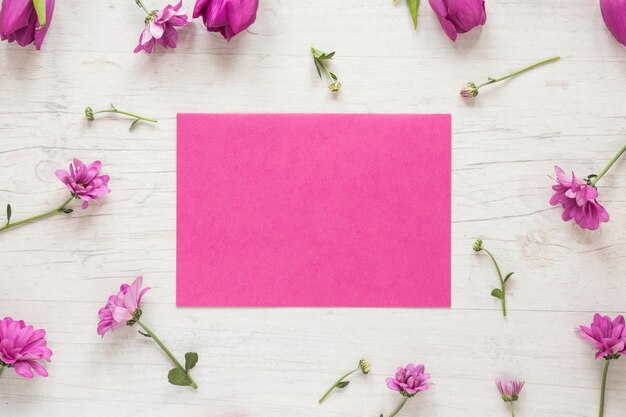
[550,143,625,230]
[133,0,190,53]
[578,314,626,417]
[0,317,53,379]
[496,379,524,417]
[381,363,431,417]
[97,276,199,389]
[0,159,110,234]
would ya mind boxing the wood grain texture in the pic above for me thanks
[0,0,625,415]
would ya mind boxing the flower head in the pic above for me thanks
[193,0,259,41]
[55,159,111,209]
[359,359,371,374]
[386,363,431,397]
[0,317,52,378]
[97,276,150,337]
[428,0,486,41]
[461,82,479,98]
[579,313,626,360]
[328,81,341,92]
[134,1,190,53]
[600,0,626,47]
[84,107,94,121]
[496,379,524,402]
[472,239,482,252]
[549,166,609,230]
[0,0,54,50]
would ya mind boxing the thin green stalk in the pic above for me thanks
[599,359,611,417]
[318,367,359,403]
[511,401,515,417]
[0,195,74,233]
[591,143,626,185]
[135,0,151,15]
[483,248,507,317]
[0,365,5,377]
[93,109,157,123]
[388,397,409,417]
[476,56,561,89]
[136,320,198,389]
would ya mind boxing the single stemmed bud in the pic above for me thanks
[318,359,371,403]
[496,379,524,417]
[460,56,561,98]
[472,239,483,252]
[311,47,341,93]
[472,239,514,317]
[84,104,157,130]
[328,81,342,92]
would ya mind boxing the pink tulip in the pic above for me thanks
[0,317,52,378]
[600,0,626,46]
[428,0,486,41]
[0,0,54,50]
[193,0,258,41]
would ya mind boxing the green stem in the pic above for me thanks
[135,0,151,15]
[476,56,561,89]
[511,401,515,417]
[93,109,157,123]
[483,248,507,317]
[591,143,626,185]
[136,320,198,389]
[0,195,74,234]
[388,397,409,417]
[318,367,359,403]
[599,359,611,417]
[0,365,5,377]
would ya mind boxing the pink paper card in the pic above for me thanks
[177,114,451,307]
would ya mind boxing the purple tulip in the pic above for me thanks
[193,0,258,41]
[0,0,54,50]
[600,0,626,46]
[428,0,486,41]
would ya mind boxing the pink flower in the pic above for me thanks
[0,317,52,378]
[134,1,190,53]
[55,159,111,209]
[428,0,486,41]
[600,0,626,47]
[386,363,431,397]
[193,0,259,41]
[549,166,609,230]
[579,313,626,359]
[496,379,524,402]
[0,0,54,50]
[97,276,150,337]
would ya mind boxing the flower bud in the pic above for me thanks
[472,239,483,252]
[460,82,479,98]
[359,359,371,374]
[84,107,94,121]
[328,81,341,92]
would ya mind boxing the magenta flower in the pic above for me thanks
[428,0,486,41]
[549,166,609,230]
[0,0,54,50]
[382,363,431,417]
[97,276,199,389]
[0,317,52,379]
[55,159,111,209]
[134,0,190,53]
[97,276,150,337]
[600,0,626,46]
[193,0,259,41]
[579,313,626,360]
[496,379,524,402]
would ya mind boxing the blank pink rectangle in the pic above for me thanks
[177,114,451,307]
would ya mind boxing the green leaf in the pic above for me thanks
[504,272,514,284]
[32,0,46,28]
[491,288,504,300]
[62,208,73,214]
[336,381,350,388]
[129,119,141,130]
[329,72,337,81]
[408,0,419,30]
[168,368,193,386]
[6,204,11,224]
[313,59,322,79]
[185,352,198,371]
[110,103,117,111]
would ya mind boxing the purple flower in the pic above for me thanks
[0,0,54,50]
[496,379,524,402]
[428,0,486,41]
[97,276,150,337]
[579,313,626,359]
[600,0,626,46]
[135,1,190,53]
[0,317,53,378]
[55,159,111,209]
[386,363,431,397]
[193,0,258,41]
[549,166,609,230]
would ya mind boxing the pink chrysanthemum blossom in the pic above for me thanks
[386,363,431,397]
[549,166,609,230]
[579,313,626,359]
[55,159,110,209]
[496,379,524,402]
[134,1,190,53]
[0,317,53,378]
[97,276,150,337]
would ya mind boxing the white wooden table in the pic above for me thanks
[1,1,625,416]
